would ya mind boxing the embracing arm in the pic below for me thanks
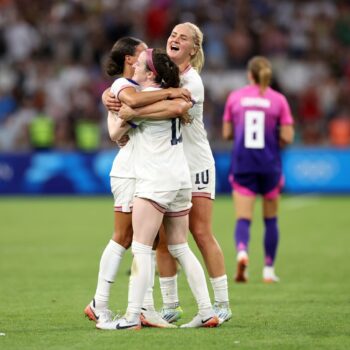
[119,87,191,108]
[119,98,192,121]
[107,112,131,142]
[102,88,120,113]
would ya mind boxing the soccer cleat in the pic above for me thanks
[140,308,177,328]
[235,251,249,283]
[96,317,141,330]
[84,299,114,323]
[160,304,183,323]
[180,314,219,328]
[213,302,232,324]
[263,266,280,283]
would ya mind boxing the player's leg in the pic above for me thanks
[189,196,231,322]
[164,213,218,328]
[156,227,183,323]
[190,166,231,322]
[125,197,164,325]
[262,175,282,282]
[141,235,159,313]
[85,178,134,323]
[140,233,176,328]
[233,189,256,282]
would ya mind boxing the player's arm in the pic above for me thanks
[222,121,233,140]
[279,125,294,147]
[222,92,235,140]
[279,95,295,147]
[107,111,131,142]
[118,98,193,121]
[117,86,191,108]
[102,88,120,112]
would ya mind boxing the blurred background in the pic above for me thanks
[0,0,349,195]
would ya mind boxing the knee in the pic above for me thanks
[167,243,188,259]
[112,230,133,249]
[157,237,169,252]
[190,225,211,249]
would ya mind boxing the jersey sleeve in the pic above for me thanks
[279,94,294,125]
[110,78,137,101]
[128,117,145,128]
[185,75,204,104]
[222,92,235,123]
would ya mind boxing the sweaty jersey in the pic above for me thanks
[181,67,215,174]
[223,84,293,174]
[109,78,140,178]
[133,86,191,192]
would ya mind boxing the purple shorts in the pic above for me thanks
[229,172,284,199]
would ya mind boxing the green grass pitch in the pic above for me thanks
[0,195,349,350]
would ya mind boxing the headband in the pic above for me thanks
[145,48,158,76]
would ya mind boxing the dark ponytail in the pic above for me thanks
[105,37,144,77]
[146,48,180,88]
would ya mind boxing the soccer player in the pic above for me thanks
[114,23,232,325]
[222,56,294,283]
[84,37,190,327]
[97,48,219,330]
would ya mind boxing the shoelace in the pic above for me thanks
[111,312,122,322]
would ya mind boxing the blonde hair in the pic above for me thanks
[181,22,205,73]
[247,56,272,95]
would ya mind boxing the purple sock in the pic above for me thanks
[235,218,251,252]
[264,217,279,266]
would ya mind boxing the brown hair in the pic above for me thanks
[247,56,272,95]
[146,48,180,88]
[146,48,191,124]
[105,37,144,76]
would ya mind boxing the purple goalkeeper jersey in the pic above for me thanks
[223,84,293,174]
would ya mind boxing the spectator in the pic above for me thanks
[0,0,348,151]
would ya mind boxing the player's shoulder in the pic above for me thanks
[182,67,203,87]
[266,86,286,102]
[142,86,161,92]
[111,77,139,93]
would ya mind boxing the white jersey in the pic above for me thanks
[181,67,215,174]
[109,78,140,178]
[133,86,192,192]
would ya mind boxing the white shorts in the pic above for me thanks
[135,188,192,216]
[191,165,216,200]
[110,177,135,213]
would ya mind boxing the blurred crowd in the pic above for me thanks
[0,0,350,152]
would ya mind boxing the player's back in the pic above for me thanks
[181,67,214,173]
[133,87,191,192]
[224,84,291,174]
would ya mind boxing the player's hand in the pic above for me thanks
[179,112,192,124]
[118,104,136,121]
[102,88,121,112]
[168,88,191,102]
[116,134,130,148]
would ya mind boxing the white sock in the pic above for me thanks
[159,275,179,307]
[126,241,152,323]
[237,250,248,261]
[210,275,229,304]
[168,243,212,318]
[94,239,125,310]
[142,250,156,311]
